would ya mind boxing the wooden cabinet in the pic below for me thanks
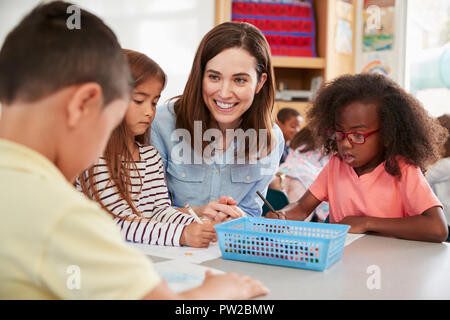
[215,0,356,120]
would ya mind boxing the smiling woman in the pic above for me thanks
[202,47,268,132]
[151,22,285,218]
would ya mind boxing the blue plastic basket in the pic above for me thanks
[215,217,350,271]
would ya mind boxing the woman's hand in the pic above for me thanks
[196,196,245,222]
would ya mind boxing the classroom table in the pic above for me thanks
[148,234,450,299]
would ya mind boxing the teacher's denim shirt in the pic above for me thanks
[150,102,284,217]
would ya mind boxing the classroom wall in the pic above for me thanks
[354,0,406,86]
[0,0,215,105]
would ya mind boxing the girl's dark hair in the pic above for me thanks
[277,107,300,124]
[437,114,450,158]
[307,73,449,177]
[289,126,317,152]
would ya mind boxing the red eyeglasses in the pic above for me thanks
[326,128,380,145]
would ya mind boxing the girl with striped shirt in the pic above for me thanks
[76,49,219,248]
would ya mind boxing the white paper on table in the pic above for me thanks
[154,260,225,293]
[345,233,365,246]
[129,241,222,264]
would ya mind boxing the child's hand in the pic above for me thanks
[339,216,368,234]
[180,221,217,248]
[200,270,269,300]
[265,211,286,220]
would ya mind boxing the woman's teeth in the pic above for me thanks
[216,101,235,109]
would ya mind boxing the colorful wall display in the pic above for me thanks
[231,0,317,57]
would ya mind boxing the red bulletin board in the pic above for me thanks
[231,0,317,57]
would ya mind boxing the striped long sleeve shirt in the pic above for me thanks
[76,144,194,246]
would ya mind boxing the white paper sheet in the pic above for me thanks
[344,233,365,246]
[154,260,225,293]
[129,241,222,264]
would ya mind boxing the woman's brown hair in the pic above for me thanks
[78,49,166,220]
[173,22,276,160]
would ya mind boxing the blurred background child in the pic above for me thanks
[269,125,329,221]
[426,114,450,240]
[276,107,303,164]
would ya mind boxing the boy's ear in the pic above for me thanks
[66,83,103,129]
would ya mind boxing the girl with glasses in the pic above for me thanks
[267,73,449,243]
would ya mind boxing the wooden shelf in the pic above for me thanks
[275,100,311,108]
[272,56,325,69]
[274,100,311,114]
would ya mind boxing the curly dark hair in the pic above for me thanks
[437,114,450,158]
[307,73,449,177]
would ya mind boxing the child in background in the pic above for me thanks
[77,49,219,248]
[267,73,449,243]
[269,126,329,221]
[276,107,303,164]
[0,1,267,299]
[426,114,450,240]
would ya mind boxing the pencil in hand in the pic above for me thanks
[184,203,203,224]
[256,191,285,219]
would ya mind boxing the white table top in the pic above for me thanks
[197,234,450,299]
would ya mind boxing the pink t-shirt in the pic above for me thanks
[309,156,442,223]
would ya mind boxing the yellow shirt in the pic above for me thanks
[0,139,161,299]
